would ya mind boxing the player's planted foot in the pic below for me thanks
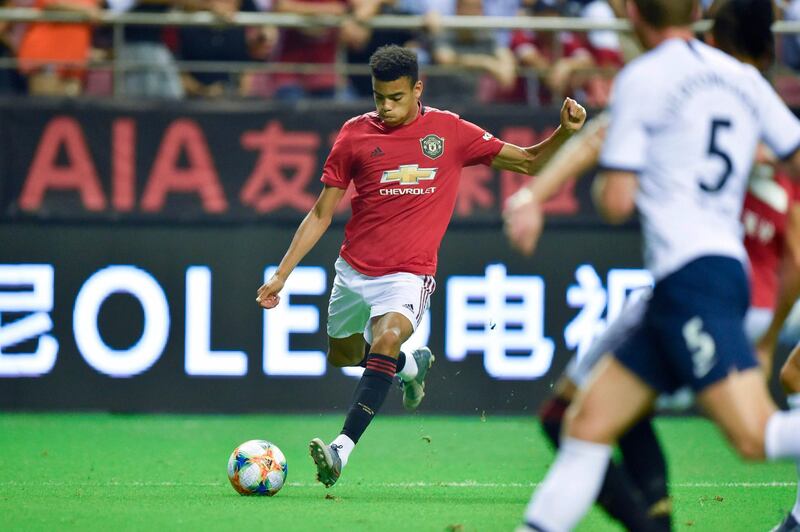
[309,438,342,488]
[403,347,435,411]
[772,513,800,532]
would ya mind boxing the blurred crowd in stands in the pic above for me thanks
[0,0,797,105]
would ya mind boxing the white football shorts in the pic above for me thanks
[327,256,435,344]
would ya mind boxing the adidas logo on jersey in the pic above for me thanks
[371,147,385,157]
[403,303,415,312]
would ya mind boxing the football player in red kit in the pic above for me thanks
[744,158,800,370]
[256,44,586,488]
[745,156,800,532]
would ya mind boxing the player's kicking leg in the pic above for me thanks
[773,342,800,531]
[314,261,436,487]
[326,258,436,413]
[312,312,417,487]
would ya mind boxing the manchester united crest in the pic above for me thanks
[420,134,444,160]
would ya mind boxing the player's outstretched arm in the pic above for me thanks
[490,97,587,177]
[503,114,608,256]
[756,197,800,375]
[256,185,346,309]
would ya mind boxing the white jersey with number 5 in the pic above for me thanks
[600,38,800,280]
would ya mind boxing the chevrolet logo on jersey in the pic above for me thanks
[381,165,437,185]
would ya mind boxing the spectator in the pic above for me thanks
[556,0,623,106]
[484,0,521,48]
[106,0,185,99]
[0,0,26,94]
[400,0,519,60]
[271,0,349,101]
[177,0,265,98]
[781,1,800,71]
[239,22,279,95]
[17,0,101,96]
[510,0,578,105]
[605,0,643,62]
[344,0,424,98]
[511,0,622,107]
[345,0,519,100]
[429,0,516,104]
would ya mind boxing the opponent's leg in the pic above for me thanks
[698,367,800,532]
[537,376,578,448]
[537,291,667,531]
[311,312,413,487]
[774,343,800,531]
[698,368,794,460]
[524,356,657,531]
[538,377,662,531]
[618,416,672,530]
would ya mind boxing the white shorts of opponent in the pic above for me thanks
[326,256,435,345]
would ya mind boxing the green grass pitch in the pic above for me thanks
[0,413,795,531]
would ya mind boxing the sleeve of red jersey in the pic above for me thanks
[457,118,505,167]
[321,122,354,189]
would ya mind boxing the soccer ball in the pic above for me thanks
[227,440,288,496]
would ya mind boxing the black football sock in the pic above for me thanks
[341,353,397,444]
[619,416,672,531]
[539,394,655,531]
[596,460,656,531]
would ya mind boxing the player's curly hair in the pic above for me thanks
[710,0,774,71]
[369,45,419,84]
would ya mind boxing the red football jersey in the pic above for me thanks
[743,169,800,308]
[322,105,504,276]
